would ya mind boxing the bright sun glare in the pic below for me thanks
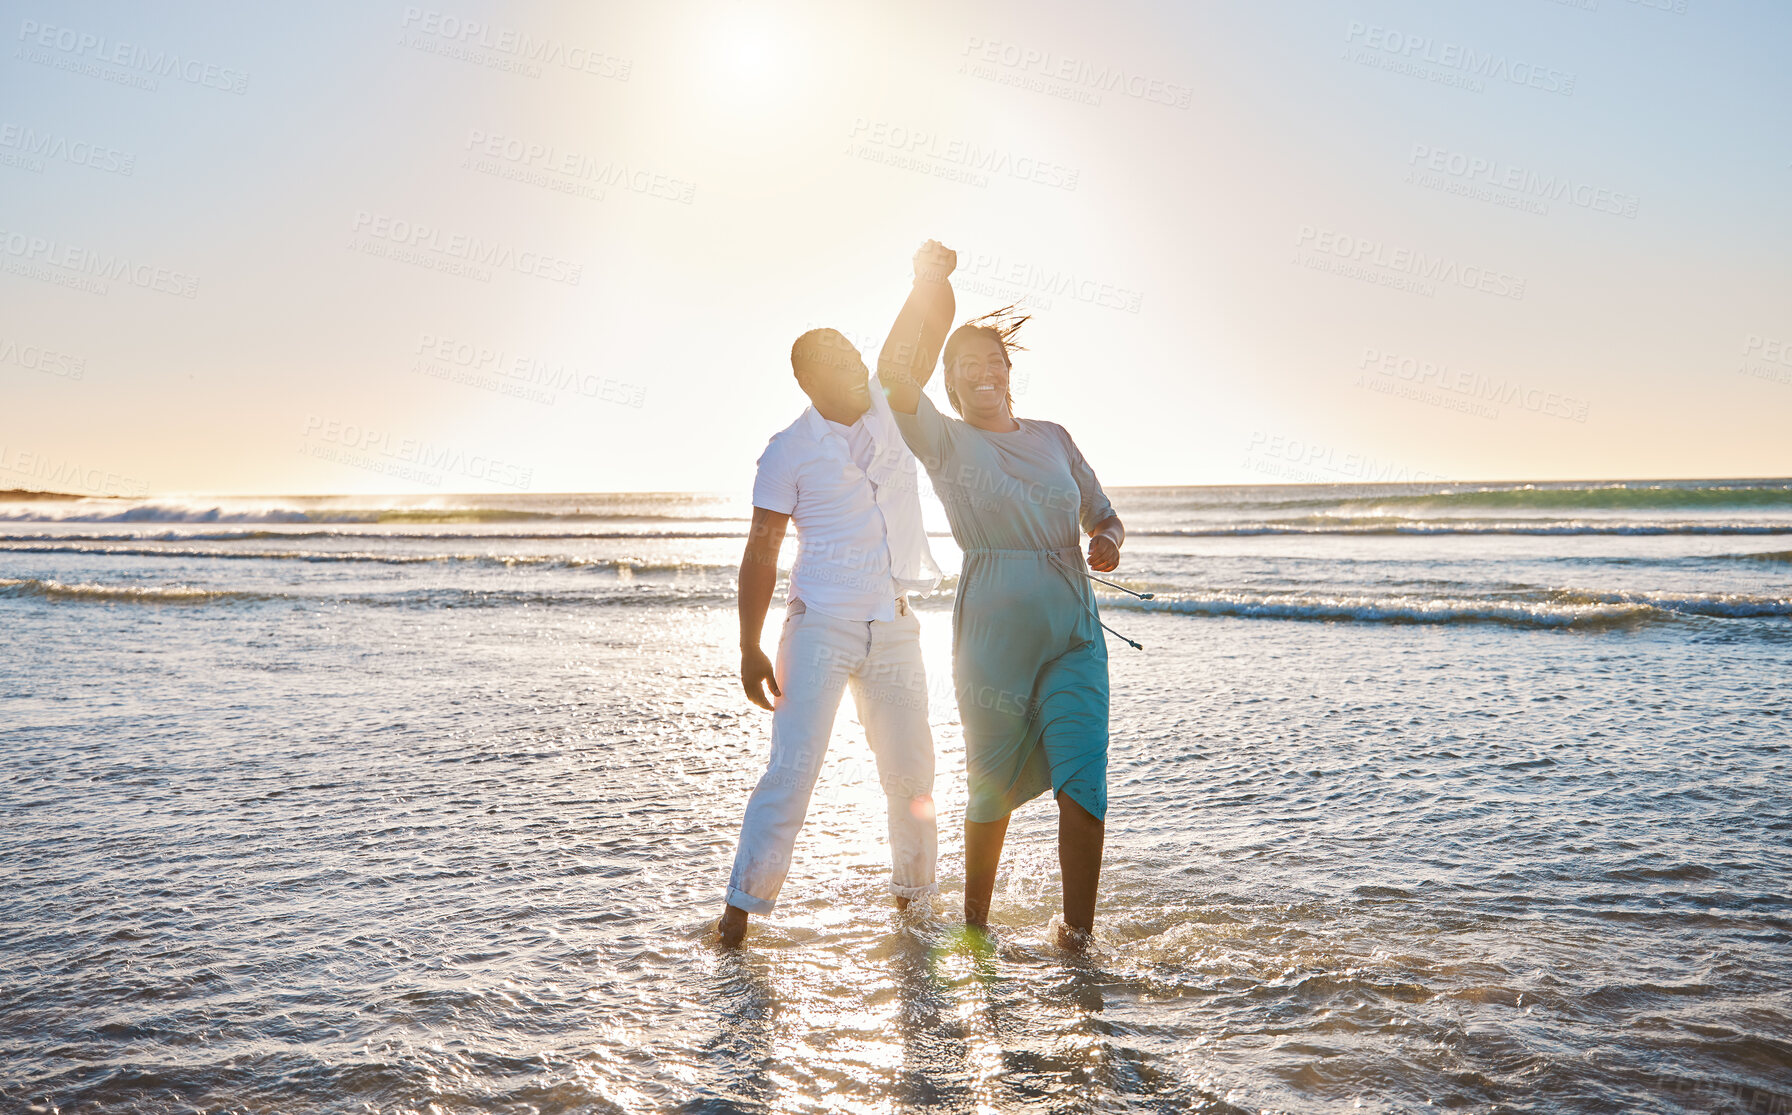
[707,13,793,102]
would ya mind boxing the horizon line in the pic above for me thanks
[6,476,1792,502]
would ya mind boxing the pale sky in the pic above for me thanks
[3,0,1788,497]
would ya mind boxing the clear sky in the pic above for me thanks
[3,0,1788,496]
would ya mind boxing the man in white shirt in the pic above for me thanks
[719,241,958,946]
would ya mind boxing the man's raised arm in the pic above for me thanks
[878,240,957,415]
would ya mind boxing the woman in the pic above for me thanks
[884,294,1126,948]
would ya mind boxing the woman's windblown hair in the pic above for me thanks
[942,303,1031,416]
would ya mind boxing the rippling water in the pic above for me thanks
[3,481,1790,1113]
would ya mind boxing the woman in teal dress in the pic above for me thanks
[881,269,1127,947]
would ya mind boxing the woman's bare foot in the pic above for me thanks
[717,904,748,947]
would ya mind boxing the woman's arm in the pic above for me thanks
[1087,515,1124,573]
[1054,423,1121,571]
[879,240,957,415]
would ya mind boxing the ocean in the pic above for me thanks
[3,479,1789,1114]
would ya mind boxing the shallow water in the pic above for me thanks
[3,482,1790,1113]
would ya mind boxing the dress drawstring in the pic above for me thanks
[1083,572,1153,600]
[1045,550,1146,652]
[960,546,1148,651]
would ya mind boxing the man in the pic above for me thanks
[719,241,959,947]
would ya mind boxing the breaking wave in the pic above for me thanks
[0,542,735,574]
[0,578,267,604]
[1133,521,1792,537]
[1096,588,1792,629]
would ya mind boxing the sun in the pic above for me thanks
[703,12,797,104]
[726,31,771,80]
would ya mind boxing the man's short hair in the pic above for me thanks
[791,328,862,376]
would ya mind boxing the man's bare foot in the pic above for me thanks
[895,896,910,912]
[1055,921,1093,953]
[717,904,748,948]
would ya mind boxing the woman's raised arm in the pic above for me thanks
[879,240,957,415]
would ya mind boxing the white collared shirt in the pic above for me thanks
[751,374,942,621]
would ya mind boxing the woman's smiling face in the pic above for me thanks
[948,335,1013,427]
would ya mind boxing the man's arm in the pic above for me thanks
[879,240,957,415]
[739,506,790,710]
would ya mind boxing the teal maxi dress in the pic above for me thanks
[892,391,1117,824]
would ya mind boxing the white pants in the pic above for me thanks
[725,598,938,914]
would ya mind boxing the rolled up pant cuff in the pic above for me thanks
[726,885,776,916]
[888,881,938,901]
